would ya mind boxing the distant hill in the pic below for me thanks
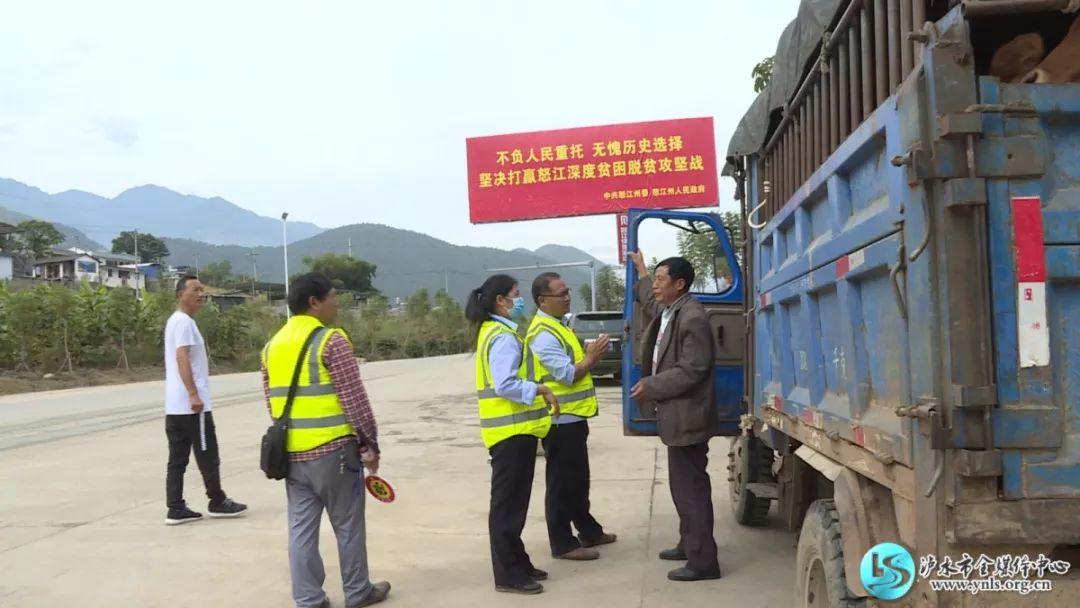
[0,178,324,247]
[0,205,105,251]
[163,223,604,309]
[1,178,607,308]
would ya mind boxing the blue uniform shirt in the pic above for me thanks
[487,315,538,405]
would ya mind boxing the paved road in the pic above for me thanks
[0,355,794,607]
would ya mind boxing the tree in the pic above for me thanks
[105,287,139,370]
[14,220,64,260]
[0,283,16,369]
[579,266,625,311]
[72,282,110,366]
[112,231,170,263]
[406,288,431,320]
[753,56,775,93]
[40,285,78,372]
[676,212,743,291]
[361,294,390,320]
[199,260,233,287]
[5,286,49,370]
[303,253,378,294]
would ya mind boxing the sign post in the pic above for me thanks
[617,213,629,265]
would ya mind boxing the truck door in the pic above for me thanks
[979,79,1080,502]
[621,209,745,437]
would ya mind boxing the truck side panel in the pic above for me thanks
[754,84,916,469]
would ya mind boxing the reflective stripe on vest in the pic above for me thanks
[525,315,599,419]
[475,319,551,449]
[263,315,355,453]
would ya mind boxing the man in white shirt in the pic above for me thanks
[164,276,247,525]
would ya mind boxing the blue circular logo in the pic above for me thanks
[860,542,916,600]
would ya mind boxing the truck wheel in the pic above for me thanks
[727,435,773,526]
[795,499,865,608]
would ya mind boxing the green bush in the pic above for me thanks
[0,282,471,374]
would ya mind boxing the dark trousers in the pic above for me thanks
[489,434,538,587]
[166,413,227,510]
[542,420,604,555]
[668,442,719,571]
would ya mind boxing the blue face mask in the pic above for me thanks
[509,296,526,319]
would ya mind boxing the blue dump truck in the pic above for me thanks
[622,0,1080,605]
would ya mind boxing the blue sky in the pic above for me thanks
[0,1,796,264]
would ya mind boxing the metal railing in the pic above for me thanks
[759,0,930,224]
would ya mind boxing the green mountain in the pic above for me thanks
[0,205,105,251]
[0,178,324,247]
[163,223,602,309]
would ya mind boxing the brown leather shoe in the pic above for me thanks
[581,532,617,548]
[555,547,600,560]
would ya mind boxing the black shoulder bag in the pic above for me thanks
[260,328,322,480]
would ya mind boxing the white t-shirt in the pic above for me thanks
[164,311,212,415]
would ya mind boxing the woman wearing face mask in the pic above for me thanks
[466,274,560,595]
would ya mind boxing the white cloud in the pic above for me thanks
[94,117,139,148]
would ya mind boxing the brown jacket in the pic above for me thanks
[636,280,715,447]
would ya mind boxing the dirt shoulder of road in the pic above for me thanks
[0,364,255,396]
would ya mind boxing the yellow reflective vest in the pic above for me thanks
[475,319,551,449]
[262,314,354,453]
[525,314,598,418]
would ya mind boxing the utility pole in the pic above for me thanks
[444,268,449,295]
[194,252,200,278]
[589,261,597,311]
[249,250,260,297]
[133,230,139,261]
[347,236,353,258]
[282,213,290,319]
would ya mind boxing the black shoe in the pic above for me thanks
[668,566,722,581]
[349,581,391,607]
[658,547,687,561]
[165,504,203,526]
[316,599,330,608]
[496,581,544,595]
[529,568,548,581]
[208,498,248,518]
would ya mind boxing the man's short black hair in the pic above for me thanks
[531,272,561,305]
[656,257,695,293]
[175,275,198,297]
[289,272,335,315]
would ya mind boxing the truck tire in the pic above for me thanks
[727,435,773,526]
[795,499,866,608]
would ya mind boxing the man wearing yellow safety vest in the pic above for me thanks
[261,273,391,608]
[467,274,560,595]
[526,272,618,561]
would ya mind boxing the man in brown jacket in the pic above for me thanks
[627,251,720,582]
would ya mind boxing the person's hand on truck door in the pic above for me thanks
[630,379,647,400]
[627,251,648,278]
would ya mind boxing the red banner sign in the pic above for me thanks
[617,213,629,265]
[466,117,718,223]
